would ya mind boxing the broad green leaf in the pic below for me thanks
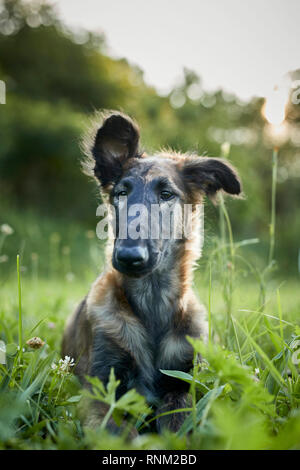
[160,369,210,393]
[178,385,226,436]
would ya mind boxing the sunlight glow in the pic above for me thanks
[262,86,288,126]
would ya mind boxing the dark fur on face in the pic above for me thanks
[62,111,242,435]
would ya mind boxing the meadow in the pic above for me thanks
[0,0,300,451]
[0,202,299,450]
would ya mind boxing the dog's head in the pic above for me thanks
[87,112,242,277]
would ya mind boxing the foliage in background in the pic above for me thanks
[0,0,300,275]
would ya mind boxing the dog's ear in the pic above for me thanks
[92,113,140,188]
[182,157,241,199]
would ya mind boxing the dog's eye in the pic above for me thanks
[160,191,174,201]
[117,190,128,198]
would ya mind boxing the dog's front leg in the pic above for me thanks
[85,399,115,430]
[84,396,139,439]
[84,331,139,438]
[156,391,191,433]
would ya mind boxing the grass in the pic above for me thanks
[0,250,299,449]
[0,149,299,449]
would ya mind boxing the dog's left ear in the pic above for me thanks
[182,157,242,198]
[92,112,140,189]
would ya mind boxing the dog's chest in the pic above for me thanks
[127,275,175,331]
[123,290,193,380]
[89,275,195,401]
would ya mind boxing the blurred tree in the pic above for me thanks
[0,0,299,274]
[0,0,127,111]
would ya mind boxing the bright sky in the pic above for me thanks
[52,0,300,100]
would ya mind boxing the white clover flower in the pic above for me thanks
[0,255,8,263]
[1,224,14,235]
[51,356,75,376]
[60,355,75,369]
[255,367,260,375]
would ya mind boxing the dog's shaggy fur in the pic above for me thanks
[62,111,242,433]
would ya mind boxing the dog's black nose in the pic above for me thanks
[117,246,149,268]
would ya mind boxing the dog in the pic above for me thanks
[62,111,242,434]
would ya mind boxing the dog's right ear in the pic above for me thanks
[92,113,140,189]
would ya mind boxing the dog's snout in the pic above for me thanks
[117,246,149,268]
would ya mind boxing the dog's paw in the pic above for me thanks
[156,411,186,434]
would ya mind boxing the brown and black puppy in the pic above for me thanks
[62,111,242,433]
